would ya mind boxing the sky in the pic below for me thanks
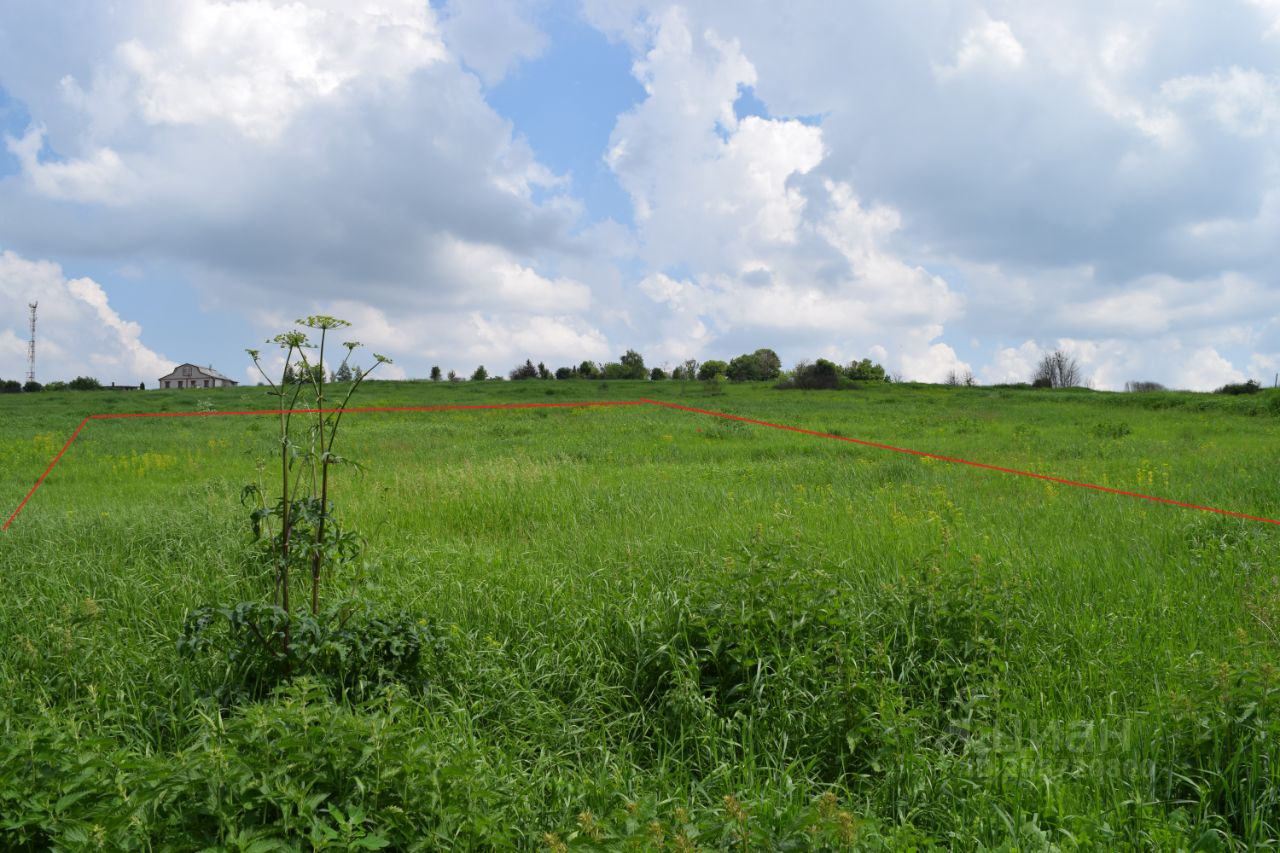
[1,0,1278,390]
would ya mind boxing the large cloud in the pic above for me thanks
[0,0,607,377]
[2,2,1279,388]
[603,8,970,379]
[585,1,1280,388]
[0,249,171,384]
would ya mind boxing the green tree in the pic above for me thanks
[68,376,102,391]
[650,367,667,380]
[1,379,20,393]
[846,358,887,381]
[555,366,576,380]
[578,360,599,379]
[429,366,442,382]
[509,359,538,380]
[537,362,551,379]
[752,348,782,379]
[619,349,647,379]
[791,359,841,389]
[697,360,728,380]
[23,380,42,392]
[334,363,354,383]
[471,365,488,382]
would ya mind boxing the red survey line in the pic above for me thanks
[641,398,1280,526]
[5,397,1277,531]
[4,416,91,531]
[90,401,644,419]
[1,401,640,531]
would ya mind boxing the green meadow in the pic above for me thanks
[2,379,1279,850]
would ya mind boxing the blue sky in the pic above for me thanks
[1,0,1279,390]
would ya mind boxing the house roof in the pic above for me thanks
[159,363,237,383]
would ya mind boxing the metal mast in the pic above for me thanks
[26,302,37,384]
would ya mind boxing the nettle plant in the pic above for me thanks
[180,317,441,704]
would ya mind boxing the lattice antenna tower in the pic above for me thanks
[27,302,37,384]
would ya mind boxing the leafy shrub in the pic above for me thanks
[780,359,842,389]
[0,681,519,849]
[697,359,728,380]
[509,359,538,380]
[0,379,19,393]
[846,358,889,381]
[1214,379,1261,395]
[1091,421,1132,439]
[67,376,102,391]
[726,348,783,381]
[22,380,42,392]
[179,601,448,705]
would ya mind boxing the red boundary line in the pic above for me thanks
[4,397,1277,531]
[2,402,638,531]
[641,399,1280,526]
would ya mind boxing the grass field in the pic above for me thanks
[2,378,1280,850]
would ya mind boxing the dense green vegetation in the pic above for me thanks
[2,379,1279,849]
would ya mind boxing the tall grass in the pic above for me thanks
[1,380,1278,848]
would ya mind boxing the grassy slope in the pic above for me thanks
[1,380,1278,849]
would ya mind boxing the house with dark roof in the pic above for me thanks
[158,363,238,389]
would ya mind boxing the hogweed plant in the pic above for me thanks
[242,316,391,617]
[180,317,436,704]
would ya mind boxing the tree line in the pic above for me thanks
[418,348,893,388]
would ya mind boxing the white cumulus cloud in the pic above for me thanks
[0,250,171,384]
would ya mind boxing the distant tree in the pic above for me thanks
[555,366,576,380]
[22,380,42,392]
[619,349,647,379]
[1032,350,1084,388]
[698,360,728,381]
[471,365,488,382]
[334,363,354,383]
[650,367,667,380]
[846,358,888,381]
[681,359,699,382]
[671,366,685,380]
[67,376,102,391]
[725,349,782,381]
[727,354,755,381]
[296,363,326,385]
[509,359,538,380]
[353,366,364,383]
[430,366,442,382]
[44,380,68,391]
[1124,380,1165,392]
[790,359,841,390]
[282,364,297,385]
[1,379,20,393]
[447,370,459,382]
[578,360,599,379]
[537,362,551,380]
[1214,379,1261,395]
